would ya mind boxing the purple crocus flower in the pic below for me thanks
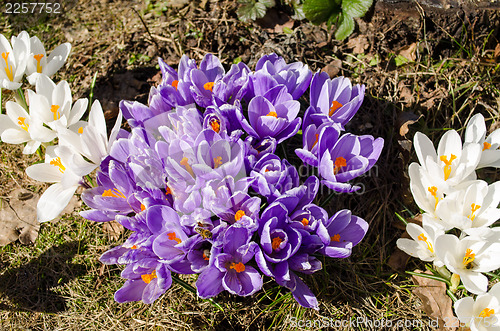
[239,84,301,144]
[250,153,299,201]
[158,56,196,106]
[318,133,384,192]
[295,123,340,167]
[244,136,277,168]
[308,72,365,128]
[213,61,250,105]
[196,225,263,298]
[114,259,172,304]
[255,54,312,100]
[319,209,368,258]
[189,53,225,108]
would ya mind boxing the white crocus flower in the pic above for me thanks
[414,130,481,192]
[0,31,30,90]
[465,113,500,169]
[409,162,446,216]
[0,100,56,154]
[434,180,500,232]
[26,36,71,85]
[29,75,87,132]
[454,282,500,331]
[25,145,82,222]
[59,100,122,176]
[435,234,500,294]
[396,216,444,266]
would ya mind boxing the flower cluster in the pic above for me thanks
[398,114,500,329]
[83,53,384,308]
[0,31,121,222]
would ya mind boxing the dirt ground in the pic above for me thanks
[0,0,499,330]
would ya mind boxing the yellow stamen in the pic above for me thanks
[210,119,220,133]
[333,157,347,175]
[439,154,457,181]
[167,232,181,244]
[483,142,492,151]
[1,52,13,81]
[229,262,245,273]
[171,80,179,90]
[78,127,83,134]
[102,188,126,198]
[272,237,283,250]
[479,308,495,318]
[463,248,475,268]
[428,186,440,210]
[417,233,434,253]
[329,100,343,117]
[180,157,195,177]
[203,82,214,92]
[468,203,481,221]
[213,156,223,169]
[301,218,309,226]
[34,54,44,73]
[50,105,60,121]
[17,117,29,132]
[49,157,66,173]
[266,111,278,118]
[331,234,341,242]
[141,270,157,284]
[235,210,245,221]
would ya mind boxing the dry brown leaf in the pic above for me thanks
[421,87,447,110]
[494,43,500,59]
[347,35,369,54]
[0,189,40,246]
[387,248,410,272]
[396,112,423,137]
[398,43,417,62]
[321,59,342,78]
[412,270,456,331]
[103,220,125,241]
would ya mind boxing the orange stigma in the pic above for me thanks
[171,80,179,90]
[468,203,481,221]
[17,117,29,132]
[102,188,126,198]
[463,248,475,268]
[49,157,66,173]
[483,142,492,151]
[2,52,13,81]
[235,210,245,221]
[266,111,278,118]
[203,82,214,91]
[180,157,195,177]
[229,262,245,273]
[329,100,343,117]
[331,234,341,242]
[213,156,223,169]
[210,119,220,133]
[301,218,309,226]
[479,308,495,318]
[50,105,60,121]
[34,54,44,73]
[439,154,457,180]
[141,270,157,284]
[272,237,283,250]
[311,134,319,150]
[333,157,347,175]
[428,186,439,209]
[417,233,434,253]
[167,232,182,244]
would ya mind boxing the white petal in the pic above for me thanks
[1,128,29,144]
[44,43,71,76]
[414,132,437,169]
[464,113,486,144]
[25,163,62,182]
[35,74,56,101]
[88,100,106,138]
[454,297,475,324]
[67,98,88,126]
[37,184,77,222]
[460,271,488,295]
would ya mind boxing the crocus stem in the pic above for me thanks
[36,146,43,160]
[280,143,288,160]
[85,174,95,187]
[16,88,28,111]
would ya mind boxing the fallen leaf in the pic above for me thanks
[347,35,369,54]
[412,270,456,331]
[398,42,417,62]
[421,87,447,110]
[388,247,410,272]
[102,220,125,241]
[321,59,342,78]
[396,112,423,137]
[0,189,40,246]
[495,43,500,59]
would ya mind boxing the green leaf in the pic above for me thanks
[303,0,340,25]
[282,27,294,34]
[334,14,354,40]
[394,54,410,66]
[259,0,276,8]
[237,0,268,21]
[342,0,373,18]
